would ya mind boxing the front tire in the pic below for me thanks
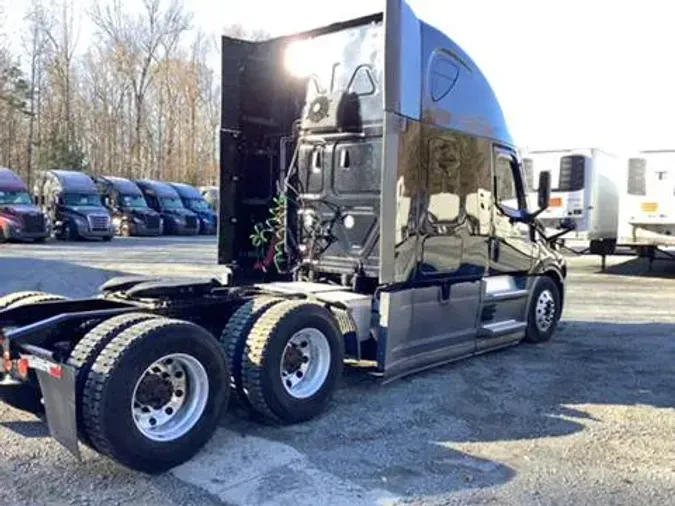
[241,300,344,424]
[82,318,230,474]
[524,276,562,343]
[61,221,78,241]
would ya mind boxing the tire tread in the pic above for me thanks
[221,297,283,406]
[241,299,333,423]
[81,317,180,457]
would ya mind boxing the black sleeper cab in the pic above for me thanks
[32,170,113,241]
[96,176,163,237]
[134,180,199,236]
[168,182,217,235]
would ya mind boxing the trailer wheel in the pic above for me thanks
[220,297,283,406]
[524,276,561,343]
[8,293,67,308]
[67,312,158,448]
[82,318,229,474]
[0,291,53,310]
[241,300,344,424]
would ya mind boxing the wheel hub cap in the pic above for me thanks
[280,328,331,400]
[535,289,556,332]
[131,353,209,442]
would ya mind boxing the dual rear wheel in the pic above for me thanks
[70,314,230,473]
[221,298,344,424]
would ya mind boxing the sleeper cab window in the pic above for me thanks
[428,52,460,103]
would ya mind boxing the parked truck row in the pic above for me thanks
[0,167,219,242]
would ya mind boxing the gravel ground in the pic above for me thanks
[0,238,674,506]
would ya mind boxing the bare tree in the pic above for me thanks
[42,0,80,145]
[22,0,50,184]
[91,0,191,177]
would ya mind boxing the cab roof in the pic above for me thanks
[168,182,202,199]
[50,170,98,193]
[135,180,180,198]
[101,176,144,196]
[0,168,27,191]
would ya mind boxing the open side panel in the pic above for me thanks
[218,37,305,284]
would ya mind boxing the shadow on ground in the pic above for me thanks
[601,254,675,278]
[221,319,675,499]
[0,257,127,298]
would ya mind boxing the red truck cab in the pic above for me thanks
[0,168,49,242]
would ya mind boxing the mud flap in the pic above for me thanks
[33,360,80,460]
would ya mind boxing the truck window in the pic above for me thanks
[428,52,460,103]
[494,154,518,209]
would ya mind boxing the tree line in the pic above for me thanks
[0,0,267,188]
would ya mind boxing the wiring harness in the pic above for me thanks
[250,194,288,273]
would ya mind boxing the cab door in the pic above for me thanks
[490,147,534,275]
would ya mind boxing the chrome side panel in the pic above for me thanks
[377,288,414,379]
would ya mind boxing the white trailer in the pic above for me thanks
[618,149,675,264]
[523,148,623,256]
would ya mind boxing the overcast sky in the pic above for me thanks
[5,0,675,155]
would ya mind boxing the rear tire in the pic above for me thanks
[9,293,67,308]
[68,312,158,448]
[82,318,230,474]
[241,300,344,424]
[0,291,52,310]
[524,276,561,343]
[220,297,283,407]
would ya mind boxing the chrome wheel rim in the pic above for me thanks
[131,353,209,442]
[535,289,556,332]
[280,328,331,399]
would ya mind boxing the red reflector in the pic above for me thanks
[49,365,63,379]
[17,359,29,378]
[3,354,11,373]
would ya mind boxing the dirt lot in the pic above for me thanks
[0,238,674,506]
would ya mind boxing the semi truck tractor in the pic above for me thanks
[134,180,200,236]
[169,182,218,235]
[0,168,50,242]
[523,148,621,256]
[95,176,163,237]
[32,170,114,241]
[0,0,570,475]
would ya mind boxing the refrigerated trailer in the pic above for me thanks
[523,148,622,257]
[618,150,675,262]
[0,0,570,474]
